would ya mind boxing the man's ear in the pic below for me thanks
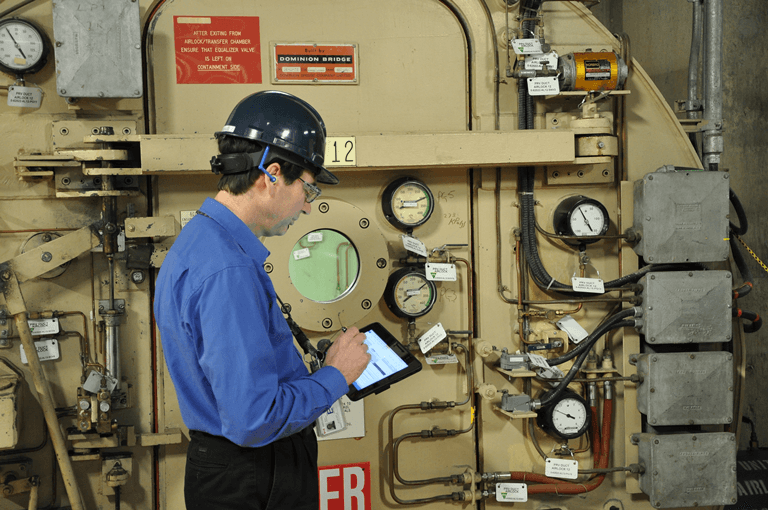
[266,162,281,183]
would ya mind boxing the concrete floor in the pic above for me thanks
[591,0,768,450]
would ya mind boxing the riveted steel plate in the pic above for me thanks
[636,432,737,508]
[636,352,733,425]
[633,167,729,263]
[639,270,732,344]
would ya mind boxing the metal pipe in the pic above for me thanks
[702,0,723,169]
[105,314,121,387]
[688,0,704,120]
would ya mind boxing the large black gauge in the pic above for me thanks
[536,389,591,440]
[0,18,50,77]
[384,267,437,319]
[382,177,435,231]
[553,195,609,245]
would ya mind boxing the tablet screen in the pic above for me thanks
[352,328,408,390]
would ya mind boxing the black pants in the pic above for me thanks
[185,428,319,510]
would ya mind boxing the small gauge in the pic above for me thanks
[553,195,610,245]
[382,177,435,231]
[0,18,50,77]
[384,267,437,319]
[536,389,591,440]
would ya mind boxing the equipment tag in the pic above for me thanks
[527,352,551,370]
[556,315,589,343]
[545,458,579,479]
[527,76,560,96]
[525,51,558,70]
[512,38,542,55]
[496,483,527,502]
[293,248,311,260]
[425,354,459,365]
[418,323,447,353]
[425,263,456,281]
[82,370,119,393]
[316,398,348,437]
[20,339,60,364]
[401,235,428,257]
[308,232,324,242]
[28,318,59,336]
[571,277,605,294]
[7,86,42,108]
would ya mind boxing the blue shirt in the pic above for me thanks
[154,198,349,447]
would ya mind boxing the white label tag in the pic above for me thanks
[307,232,323,242]
[527,76,560,96]
[293,248,311,260]
[401,235,428,257]
[556,315,589,344]
[20,339,60,363]
[402,201,418,208]
[512,38,543,55]
[316,398,348,437]
[317,396,365,442]
[180,210,196,228]
[571,277,605,294]
[28,318,59,336]
[496,483,527,502]
[425,354,459,365]
[82,370,119,393]
[418,323,447,353]
[545,458,579,479]
[527,353,551,370]
[525,51,558,70]
[425,263,456,281]
[7,86,42,108]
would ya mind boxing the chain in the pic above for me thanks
[733,233,768,274]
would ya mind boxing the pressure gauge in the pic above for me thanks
[0,18,50,76]
[384,267,437,319]
[552,195,610,245]
[382,177,435,231]
[536,389,591,440]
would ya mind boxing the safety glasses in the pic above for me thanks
[297,177,322,204]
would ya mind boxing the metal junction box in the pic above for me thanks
[639,270,732,344]
[635,432,737,508]
[632,167,730,263]
[635,352,733,425]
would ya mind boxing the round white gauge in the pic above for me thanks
[553,195,610,246]
[384,267,437,319]
[569,202,607,236]
[0,18,50,76]
[382,177,435,231]
[537,389,591,440]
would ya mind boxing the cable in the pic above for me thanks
[548,308,637,366]
[733,308,762,334]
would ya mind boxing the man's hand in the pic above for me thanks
[324,327,371,385]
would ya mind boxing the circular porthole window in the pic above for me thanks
[288,229,360,303]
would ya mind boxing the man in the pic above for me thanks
[154,90,371,510]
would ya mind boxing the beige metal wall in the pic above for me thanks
[0,1,741,509]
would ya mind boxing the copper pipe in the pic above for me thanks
[496,170,517,304]
[534,218,631,242]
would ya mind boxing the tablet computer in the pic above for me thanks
[346,322,422,401]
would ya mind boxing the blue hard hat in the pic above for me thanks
[215,90,338,185]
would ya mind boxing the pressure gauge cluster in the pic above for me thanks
[383,267,437,319]
[536,389,591,440]
[552,195,610,246]
[0,18,50,77]
[382,177,435,231]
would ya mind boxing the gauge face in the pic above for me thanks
[537,389,591,440]
[569,202,607,236]
[553,195,610,246]
[550,397,589,438]
[0,18,49,75]
[382,177,435,231]
[384,267,436,319]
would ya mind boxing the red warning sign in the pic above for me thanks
[318,462,371,510]
[174,16,262,84]
[273,44,357,83]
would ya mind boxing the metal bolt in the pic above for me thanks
[318,202,330,213]
[646,216,651,221]
[263,263,273,273]
[648,256,654,261]
[134,43,140,49]
[652,356,657,362]
[60,89,66,94]
[134,90,140,96]
[726,334,731,340]
[359,218,369,229]
[730,436,735,441]
[1,270,10,281]
[654,439,660,445]
[98,92,104,98]
[131,271,145,284]
[552,171,560,178]
[41,252,52,262]
[361,299,372,310]
[56,41,62,47]
[727,417,733,423]
[0,339,8,347]
[728,386,733,391]
[597,141,605,149]
[59,127,69,135]
[281,303,291,314]
[690,354,695,359]
[653,471,658,476]
[122,128,132,135]
[128,225,136,232]
[727,354,732,361]
[376,258,387,269]
[650,388,655,393]
[648,175,654,180]
[602,169,610,177]
[692,436,697,441]
[650,275,655,280]
[42,234,52,242]
[726,273,731,278]
[322,318,333,328]
[732,466,737,472]
[651,418,656,424]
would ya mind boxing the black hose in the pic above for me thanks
[729,188,748,236]
[539,320,635,407]
[734,308,762,334]
[548,309,637,366]
[729,238,753,298]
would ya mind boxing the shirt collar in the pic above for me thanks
[199,197,270,264]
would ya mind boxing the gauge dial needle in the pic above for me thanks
[579,209,593,232]
[402,283,427,302]
[6,28,26,59]
[556,410,576,420]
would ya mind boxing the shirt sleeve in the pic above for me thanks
[191,265,349,447]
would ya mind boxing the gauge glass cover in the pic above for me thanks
[569,203,607,237]
[0,19,47,73]
[551,397,589,437]
[390,182,433,227]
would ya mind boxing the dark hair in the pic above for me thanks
[216,135,315,195]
